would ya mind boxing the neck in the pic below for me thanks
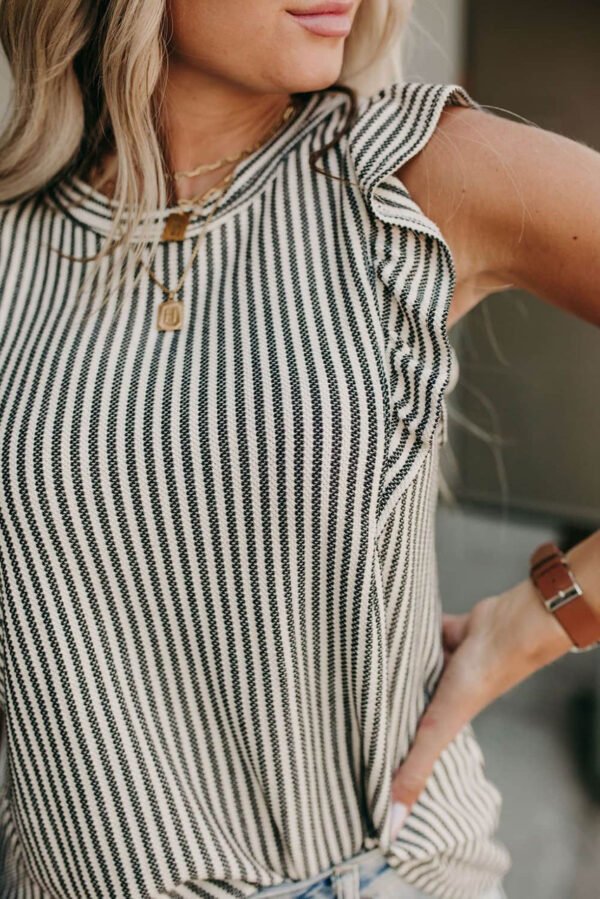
[86,63,296,205]
[162,63,294,203]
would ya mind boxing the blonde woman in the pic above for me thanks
[0,0,599,897]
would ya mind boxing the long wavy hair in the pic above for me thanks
[0,0,412,294]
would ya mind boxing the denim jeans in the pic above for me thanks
[253,845,508,898]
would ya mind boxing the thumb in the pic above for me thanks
[390,657,477,810]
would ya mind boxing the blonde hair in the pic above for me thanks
[0,0,412,298]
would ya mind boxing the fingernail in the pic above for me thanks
[390,801,408,839]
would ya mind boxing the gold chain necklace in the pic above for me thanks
[143,170,233,332]
[161,98,297,242]
[172,99,297,181]
[146,97,299,332]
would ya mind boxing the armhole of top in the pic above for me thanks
[347,82,483,526]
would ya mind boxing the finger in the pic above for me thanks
[390,661,478,807]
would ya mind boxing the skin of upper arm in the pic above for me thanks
[396,105,600,330]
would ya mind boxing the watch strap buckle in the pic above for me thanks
[530,541,600,652]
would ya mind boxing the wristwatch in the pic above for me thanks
[529,542,600,653]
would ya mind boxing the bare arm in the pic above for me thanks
[397,104,600,329]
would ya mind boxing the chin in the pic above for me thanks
[289,68,344,93]
[266,47,346,94]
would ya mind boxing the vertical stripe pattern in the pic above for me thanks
[0,82,510,899]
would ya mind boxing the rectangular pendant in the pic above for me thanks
[157,299,184,332]
[161,211,191,242]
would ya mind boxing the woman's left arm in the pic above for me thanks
[390,531,600,820]
[390,106,600,827]
[399,103,600,329]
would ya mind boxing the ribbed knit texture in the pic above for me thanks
[0,81,511,898]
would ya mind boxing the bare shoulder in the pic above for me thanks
[395,105,527,328]
[394,103,600,329]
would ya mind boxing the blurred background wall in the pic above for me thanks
[403,0,466,84]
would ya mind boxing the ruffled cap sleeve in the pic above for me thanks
[346,81,482,514]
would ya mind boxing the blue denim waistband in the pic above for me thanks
[253,845,384,897]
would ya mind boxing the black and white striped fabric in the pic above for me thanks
[0,81,511,898]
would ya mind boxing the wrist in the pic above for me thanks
[527,532,600,653]
[512,530,600,660]
[563,530,600,619]
[501,576,574,666]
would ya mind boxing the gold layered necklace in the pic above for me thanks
[146,170,233,332]
[140,97,298,332]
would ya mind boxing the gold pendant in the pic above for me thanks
[161,211,192,242]
[157,298,184,332]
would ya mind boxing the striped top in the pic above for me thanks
[0,81,511,898]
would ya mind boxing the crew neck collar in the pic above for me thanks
[48,89,348,244]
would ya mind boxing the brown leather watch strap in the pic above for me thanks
[530,542,600,651]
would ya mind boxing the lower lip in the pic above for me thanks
[288,12,352,37]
